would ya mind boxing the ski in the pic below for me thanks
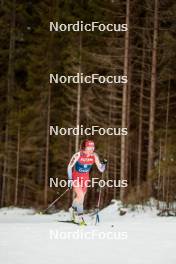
[57,220,87,226]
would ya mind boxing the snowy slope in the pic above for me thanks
[0,201,176,264]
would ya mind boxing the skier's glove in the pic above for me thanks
[68,179,73,189]
[102,159,108,165]
[102,159,108,170]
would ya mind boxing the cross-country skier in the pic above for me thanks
[67,139,107,225]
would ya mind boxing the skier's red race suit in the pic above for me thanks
[67,151,104,192]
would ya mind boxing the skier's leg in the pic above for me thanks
[72,187,87,225]
[72,186,85,214]
[71,173,89,224]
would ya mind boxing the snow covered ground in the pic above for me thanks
[0,201,176,264]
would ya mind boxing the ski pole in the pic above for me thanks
[95,159,107,225]
[42,188,69,214]
[95,186,102,225]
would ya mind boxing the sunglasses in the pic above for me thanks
[85,146,95,150]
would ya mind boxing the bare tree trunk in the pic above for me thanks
[44,83,51,206]
[1,0,16,207]
[125,59,131,189]
[75,34,82,152]
[120,0,130,202]
[22,177,26,207]
[113,142,117,199]
[107,87,112,175]
[165,80,170,207]
[14,124,20,206]
[157,138,162,209]
[137,34,145,197]
[147,0,158,180]
[44,2,55,206]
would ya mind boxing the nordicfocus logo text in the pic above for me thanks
[50,73,127,84]
[50,21,128,32]
[50,125,128,136]
[49,178,128,189]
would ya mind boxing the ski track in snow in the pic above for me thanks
[0,202,176,264]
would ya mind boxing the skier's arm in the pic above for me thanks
[67,152,80,180]
[94,153,106,173]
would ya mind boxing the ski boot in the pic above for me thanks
[78,214,87,226]
[69,206,76,222]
